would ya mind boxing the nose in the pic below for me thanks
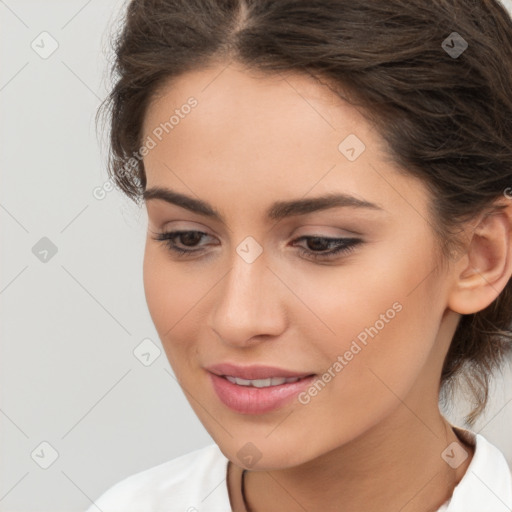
[208,249,287,347]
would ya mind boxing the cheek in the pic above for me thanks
[143,246,189,347]
[143,244,170,330]
[311,301,439,446]
[296,236,443,398]
[142,244,211,367]
[143,244,196,324]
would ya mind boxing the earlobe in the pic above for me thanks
[447,201,512,315]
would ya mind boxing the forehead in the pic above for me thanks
[142,62,372,169]
[141,62,429,223]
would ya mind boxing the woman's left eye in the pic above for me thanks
[292,235,362,260]
[152,230,362,261]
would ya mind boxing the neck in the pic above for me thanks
[234,408,473,512]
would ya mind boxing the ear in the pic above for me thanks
[447,198,512,315]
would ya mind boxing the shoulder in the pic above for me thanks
[439,427,512,512]
[86,443,231,512]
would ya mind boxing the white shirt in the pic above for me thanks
[86,428,512,512]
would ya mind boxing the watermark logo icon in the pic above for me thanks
[441,441,468,469]
[237,442,262,468]
[236,236,263,264]
[31,441,59,469]
[32,237,58,263]
[133,338,161,366]
[442,32,468,59]
[31,32,59,59]
[338,134,366,162]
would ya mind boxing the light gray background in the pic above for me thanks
[1,1,511,510]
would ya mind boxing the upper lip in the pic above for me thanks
[205,363,314,380]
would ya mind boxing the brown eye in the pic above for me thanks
[293,236,362,261]
[153,230,214,256]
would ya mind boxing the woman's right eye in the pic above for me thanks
[152,230,214,256]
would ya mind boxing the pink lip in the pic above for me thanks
[204,362,313,380]
[205,363,316,414]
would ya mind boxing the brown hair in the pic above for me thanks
[98,0,512,425]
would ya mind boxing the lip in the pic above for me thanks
[205,363,317,415]
[208,373,317,414]
[205,362,313,380]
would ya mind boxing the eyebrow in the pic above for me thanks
[143,186,384,222]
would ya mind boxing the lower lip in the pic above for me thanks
[208,372,317,414]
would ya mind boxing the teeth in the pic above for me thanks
[225,376,301,387]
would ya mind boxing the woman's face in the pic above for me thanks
[141,62,457,469]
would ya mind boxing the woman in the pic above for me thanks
[87,0,512,510]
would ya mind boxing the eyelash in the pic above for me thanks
[152,230,362,261]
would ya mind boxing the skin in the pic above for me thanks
[140,62,512,511]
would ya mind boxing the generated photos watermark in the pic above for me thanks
[93,97,198,200]
[298,301,403,405]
